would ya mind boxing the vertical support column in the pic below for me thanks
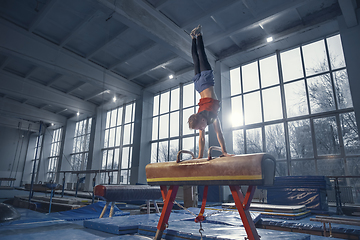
[229,185,259,240]
[154,185,179,240]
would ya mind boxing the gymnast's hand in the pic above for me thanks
[220,152,235,158]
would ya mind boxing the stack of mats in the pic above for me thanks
[222,203,311,220]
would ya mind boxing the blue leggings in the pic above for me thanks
[192,35,212,75]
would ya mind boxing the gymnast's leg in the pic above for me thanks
[196,34,212,72]
[192,38,200,75]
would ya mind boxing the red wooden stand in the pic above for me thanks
[154,185,260,240]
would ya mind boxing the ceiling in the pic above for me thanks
[0,0,357,132]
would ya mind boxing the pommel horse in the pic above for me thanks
[146,146,276,240]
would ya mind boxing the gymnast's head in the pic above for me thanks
[188,113,207,131]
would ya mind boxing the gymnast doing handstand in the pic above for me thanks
[188,25,232,159]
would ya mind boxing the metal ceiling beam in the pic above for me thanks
[204,0,311,46]
[180,0,239,28]
[129,56,177,80]
[0,115,41,132]
[84,89,110,101]
[98,0,193,63]
[0,71,96,115]
[0,20,142,98]
[109,42,156,70]
[0,56,11,70]
[153,0,170,10]
[28,0,59,33]
[25,66,38,79]
[338,0,358,28]
[46,74,63,86]
[0,97,66,127]
[66,82,87,94]
[59,9,101,47]
[86,27,130,59]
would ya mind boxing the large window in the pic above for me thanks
[101,102,136,184]
[47,128,62,182]
[230,34,359,178]
[151,85,209,163]
[70,118,92,182]
[30,134,43,182]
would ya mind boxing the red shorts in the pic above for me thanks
[197,98,220,115]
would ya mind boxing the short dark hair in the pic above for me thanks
[188,113,201,129]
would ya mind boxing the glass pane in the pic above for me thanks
[242,61,259,92]
[170,111,179,137]
[121,147,129,169]
[288,119,313,158]
[160,91,170,114]
[265,123,286,159]
[101,151,107,169]
[158,141,168,162]
[117,107,123,126]
[230,67,241,95]
[281,47,303,82]
[159,114,169,139]
[107,150,113,169]
[88,118,92,133]
[183,83,195,108]
[105,111,111,129]
[108,128,115,148]
[183,107,196,135]
[260,54,279,88]
[262,86,283,121]
[152,117,158,140]
[153,95,159,116]
[132,103,136,122]
[326,34,346,70]
[275,161,288,177]
[112,172,118,184]
[182,137,195,159]
[104,129,109,148]
[302,39,328,76]
[113,148,119,169]
[128,147,132,168]
[115,126,121,146]
[123,124,131,145]
[333,70,353,109]
[307,74,335,114]
[110,109,117,128]
[314,116,340,155]
[170,88,180,111]
[291,160,316,175]
[125,104,132,123]
[151,142,157,163]
[246,128,262,154]
[231,96,243,127]
[340,112,360,155]
[120,170,128,184]
[317,158,344,176]
[169,139,179,161]
[284,80,309,117]
[244,91,262,125]
[233,129,244,154]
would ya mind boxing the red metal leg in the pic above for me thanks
[229,185,260,240]
[154,185,179,240]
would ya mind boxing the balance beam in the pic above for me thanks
[93,185,162,217]
[146,147,276,240]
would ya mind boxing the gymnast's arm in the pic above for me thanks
[213,117,233,157]
[198,129,205,158]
